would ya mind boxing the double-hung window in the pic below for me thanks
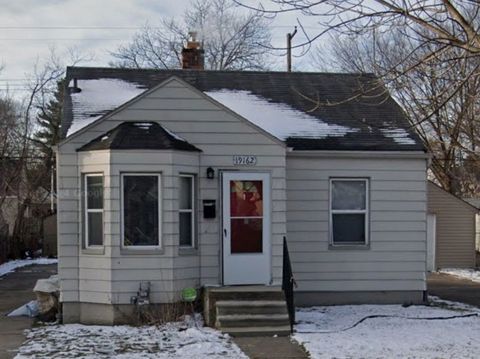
[84,174,103,248]
[179,174,195,247]
[122,173,161,248]
[330,178,369,246]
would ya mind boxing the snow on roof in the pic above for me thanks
[133,122,153,130]
[162,125,187,141]
[204,89,359,140]
[380,126,416,145]
[67,78,146,137]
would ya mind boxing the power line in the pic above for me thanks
[0,25,324,30]
[0,38,125,41]
[0,26,148,30]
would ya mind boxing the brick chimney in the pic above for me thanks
[181,32,204,70]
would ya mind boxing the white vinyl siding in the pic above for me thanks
[286,155,427,293]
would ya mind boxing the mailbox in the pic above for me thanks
[203,200,216,219]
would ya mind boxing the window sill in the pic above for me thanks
[120,248,165,255]
[328,244,370,250]
[178,247,198,256]
[82,247,105,255]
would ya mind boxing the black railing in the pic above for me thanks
[282,236,297,332]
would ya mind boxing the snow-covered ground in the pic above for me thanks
[294,297,480,359]
[0,258,57,277]
[14,315,246,359]
[439,268,480,283]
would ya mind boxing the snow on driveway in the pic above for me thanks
[0,258,57,277]
[294,297,480,359]
[439,268,480,283]
[14,316,246,359]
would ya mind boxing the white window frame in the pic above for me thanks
[329,178,369,246]
[121,173,162,249]
[179,174,195,248]
[84,173,104,249]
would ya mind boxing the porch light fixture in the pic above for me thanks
[206,167,215,179]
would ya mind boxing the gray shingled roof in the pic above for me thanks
[77,122,201,152]
[63,67,425,151]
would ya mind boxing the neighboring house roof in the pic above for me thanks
[463,198,480,210]
[63,67,426,152]
[428,181,479,212]
[77,122,201,152]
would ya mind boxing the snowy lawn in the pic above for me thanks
[439,268,480,283]
[14,315,246,359]
[294,297,480,359]
[0,258,57,277]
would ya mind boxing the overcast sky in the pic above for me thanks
[0,0,322,95]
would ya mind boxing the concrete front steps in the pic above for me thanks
[203,286,291,337]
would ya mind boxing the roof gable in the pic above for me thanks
[61,76,284,147]
[62,67,426,152]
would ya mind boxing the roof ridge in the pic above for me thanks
[66,66,376,78]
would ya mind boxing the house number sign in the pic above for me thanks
[233,155,257,166]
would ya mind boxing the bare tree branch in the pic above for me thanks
[111,0,273,71]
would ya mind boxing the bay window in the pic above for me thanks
[122,173,161,248]
[84,174,103,248]
[179,174,195,247]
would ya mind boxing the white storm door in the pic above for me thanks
[222,172,271,285]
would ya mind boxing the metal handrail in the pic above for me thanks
[282,236,297,332]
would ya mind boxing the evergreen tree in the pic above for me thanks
[34,79,64,167]
[32,79,64,205]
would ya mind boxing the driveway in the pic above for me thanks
[428,272,480,308]
[0,263,57,359]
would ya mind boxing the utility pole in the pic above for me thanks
[287,26,297,72]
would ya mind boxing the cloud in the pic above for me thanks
[0,0,186,92]
[0,0,324,95]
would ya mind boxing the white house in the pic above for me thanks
[56,42,428,332]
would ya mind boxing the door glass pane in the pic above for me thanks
[87,212,103,246]
[332,213,365,243]
[332,180,366,210]
[179,176,192,210]
[87,176,103,209]
[123,175,159,246]
[230,180,263,217]
[231,218,263,253]
[179,212,192,247]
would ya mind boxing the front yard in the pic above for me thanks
[12,294,480,358]
[14,315,246,359]
[294,297,480,359]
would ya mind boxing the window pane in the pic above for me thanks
[123,175,159,246]
[179,176,192,210]
[230,180,263,217]
[179,212,193,247]
[332,180,366,210]
[87,212,103,246]
[231,218,263,253]
[332,213,365,244]
[87,176,103,209]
